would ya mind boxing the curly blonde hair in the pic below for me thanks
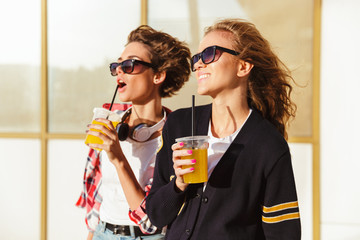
[127,25,191,98]
[205,18,296,139]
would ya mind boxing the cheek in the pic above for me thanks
[132,75,155,92]
[214,62,239,84]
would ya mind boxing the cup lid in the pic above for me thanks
[175,135,209,142]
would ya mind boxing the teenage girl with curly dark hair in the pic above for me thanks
[79,25,191,240]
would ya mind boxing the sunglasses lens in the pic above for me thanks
[191,54,200,71]
[192,54,200,65]
[202,47,216,64]
[132,61,144,74]
[121,60,134,74]
[110,63,118,76]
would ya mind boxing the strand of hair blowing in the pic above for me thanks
[205,19,296,139]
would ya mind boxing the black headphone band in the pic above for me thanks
[116,108,132,141]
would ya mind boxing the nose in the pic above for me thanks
[116,65,125,75]
[193,58,205,71]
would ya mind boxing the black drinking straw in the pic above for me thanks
[109,85,119,111]
[192,95,195,147]
[106,85,119,119]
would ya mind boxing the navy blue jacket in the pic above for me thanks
[147,104,301,240]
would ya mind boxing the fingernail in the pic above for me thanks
[191,159,196,163]
[187,150,193,154]
[189,167,195,171]
[179,142,184,147]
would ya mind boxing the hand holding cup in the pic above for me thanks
[172,136,209,191]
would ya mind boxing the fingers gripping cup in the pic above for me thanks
[84,108,122,151]
[176,136,209,184]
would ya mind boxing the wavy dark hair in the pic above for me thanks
[127,25,191,98]
[205,19,296,139]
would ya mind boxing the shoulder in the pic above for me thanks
[241,111,291,176]
[246,110,289,157]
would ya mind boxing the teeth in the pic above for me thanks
[199,74,210,80]
[118,81,126,88]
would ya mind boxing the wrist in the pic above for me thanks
[175,178,188,192]
[110,151,127,168]
[113,158,125,169]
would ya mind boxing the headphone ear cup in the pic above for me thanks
[131,123,151,142]
[116,123,129,141]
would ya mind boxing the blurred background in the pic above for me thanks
[0,0,359,239]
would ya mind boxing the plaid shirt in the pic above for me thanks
[128,182,160,234]
[76,103,161,234]
[75,148,102,232]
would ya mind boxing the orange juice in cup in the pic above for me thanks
[84,108,121,151]
[176,136,209,184]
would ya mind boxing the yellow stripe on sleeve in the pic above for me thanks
[262,201,298,213]
[262,212,300,224]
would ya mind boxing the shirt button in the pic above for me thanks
[195,194,201,198]
[185,229,191,235]
[202,197,208,203]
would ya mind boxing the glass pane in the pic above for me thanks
[148,0,212,110]
[149,0,313,138]
[48,0,141,133]
[47,139,90,239]
[0,0,41,133]
[0,139,41,239]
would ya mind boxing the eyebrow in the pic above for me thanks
[118,55,142,61]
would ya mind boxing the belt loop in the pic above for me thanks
[129,225,136,238]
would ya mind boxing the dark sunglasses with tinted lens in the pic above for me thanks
[109,59,155,76]
[191,45,239,71]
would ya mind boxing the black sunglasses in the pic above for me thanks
[109,59,155,76]
[191,45,239,72]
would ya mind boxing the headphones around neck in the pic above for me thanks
[116,107,166,142]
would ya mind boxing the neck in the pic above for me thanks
[129,99,164,127]
[211,97,250,138]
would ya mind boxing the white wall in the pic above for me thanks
[320,0,360,239]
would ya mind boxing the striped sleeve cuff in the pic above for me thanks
[262,201,300,224]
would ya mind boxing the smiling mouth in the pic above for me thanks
[198,73,210,80]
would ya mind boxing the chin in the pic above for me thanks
[118,95,132,103]
[197,88,208,96]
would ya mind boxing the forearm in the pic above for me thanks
[146,178,187,228]
[262,151,301,239]
[87,232,93,240]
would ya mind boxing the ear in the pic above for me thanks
[153,71,166,85]
[237,60,254,78]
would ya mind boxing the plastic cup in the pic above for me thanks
[175,136,209,183]
[84,108,121,151]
